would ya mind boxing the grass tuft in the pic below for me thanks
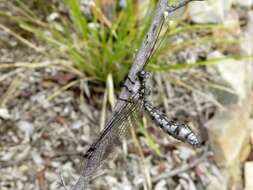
[2,0,242,88]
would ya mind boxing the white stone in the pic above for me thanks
[16,146,31,161]
[240,32,253,56]
[244,162,253,188]
[189,0,233,23]
[208,51,248,102]
[251,120,253,146]
[154,180,167,190]
[47,12,60,21]
[16,120,34,138]
[206,108,250,190]
[31,150,44,165]
[178,146,194,160]
[1,151,15,161]
[45,171,58,182]
[0,108,11,120]
[241,11,253,56]
[247,11,253,34]
[206,109,250,166]
[71,121,83,129]
[233,0,253,7]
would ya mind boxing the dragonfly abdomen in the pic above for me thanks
[143,100,199,146]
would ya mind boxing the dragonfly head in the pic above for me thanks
[138,70,150,81]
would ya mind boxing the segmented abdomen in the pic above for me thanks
[143,100,199,146]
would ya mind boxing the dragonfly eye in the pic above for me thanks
[138,70,150,80]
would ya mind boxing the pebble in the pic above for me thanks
[0,108,11,120]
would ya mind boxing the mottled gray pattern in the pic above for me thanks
[138,70,199,146]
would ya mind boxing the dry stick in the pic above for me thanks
[73,0,204,189]
[0,23,44,53]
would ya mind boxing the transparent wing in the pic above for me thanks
[73,92,143,189]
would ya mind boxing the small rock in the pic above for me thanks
[16,146,31,161]
[206,174,228,190]
[71,121,83,129]
[47,12,60,21]
[1,151,15,161]
[251,119,253,145]
[246,11,253,34]
[119,0,127,9]
[241,11,253,56]
[31,150,43,165]
[45,171,58,182]
[80,0,93,19]
[244,162,253,189]
[239,11,253,89]
[207,107,251,165]
[154,180,167,190]
[233,0,253,7]
[208,51,250,105]
[62,162,73,171]
[0,108,11,120]
[9,39,18,47]
[18,164,29,172]
[16,120,34,138]
[51,161,61,168]
[206,103,251,190]
[189,0,233,23]
[177,146,194,161]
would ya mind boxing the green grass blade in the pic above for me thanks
[63,0,88,38]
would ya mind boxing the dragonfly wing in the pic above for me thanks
[73,93,142,189]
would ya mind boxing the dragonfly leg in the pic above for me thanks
[126,75,135,84]
[118,84,134,103]
[138,70,152,98]
[117,96,133,103]
[120,83,133,93]
[118,73,142,103]
[120,74,137,93]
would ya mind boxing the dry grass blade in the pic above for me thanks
[0,60,67,69]
[99,89,107,131]
[0,60,85,79]
[0,69,23,83]
[129,117,152,189]
[170,77,226,110]
[46,80,80,101]
[0,23,44,53]
[0,74,24,107]
[107,73,115,108]
[90,1,112,28]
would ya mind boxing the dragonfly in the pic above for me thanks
[73,70,199,189]
[73,1,200,189]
